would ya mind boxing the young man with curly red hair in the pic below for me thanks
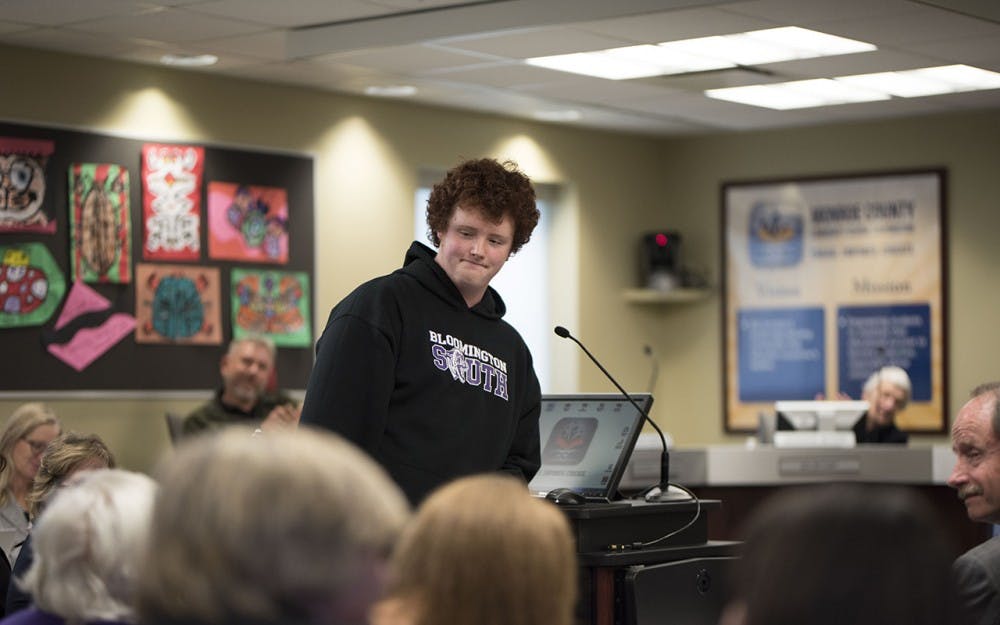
[301,158,542,504]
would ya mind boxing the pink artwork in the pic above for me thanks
[0,137,56,234]
[207,182,289,263]
[142,144,203,261]
[46,281,136,372]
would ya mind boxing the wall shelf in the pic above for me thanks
[622,287,711,304]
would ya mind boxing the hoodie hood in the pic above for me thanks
[400,241,506,320]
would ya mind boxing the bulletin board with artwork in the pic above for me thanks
[722,169,947,433]
[0,120,315,392]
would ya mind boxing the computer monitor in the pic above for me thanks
[528,393,652,502]
[774,400,869,432]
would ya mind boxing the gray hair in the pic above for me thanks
[970,382,1000,439]
[21,469,157,623]
[227,335,276,361]
[136,427,410,625]
[864,366,912,407]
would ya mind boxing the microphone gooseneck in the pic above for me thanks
[643,344,659,395]
[553,326,670,499]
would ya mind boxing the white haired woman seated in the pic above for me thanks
[0,469,156,625]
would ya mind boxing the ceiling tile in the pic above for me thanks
[0,0,144,26]
[572,6,775,43]
[369,0,493,9]
[2,26,144,57]
[824,5,1000,46]
[70,5,264,42]
[188,29,287,61]
[419,61,568,88]
[434,26,632,58]
[723,0,922,26]
[313,43,493,73]
[0,20,33,34]
[908,34,1000,70]
[185,0,393,28]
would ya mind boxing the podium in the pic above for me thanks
[555,498,739,625]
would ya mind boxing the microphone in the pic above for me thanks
[553,326,681,502]
[643,344,659,395]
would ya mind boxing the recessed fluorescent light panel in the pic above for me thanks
[364,85,417,97]
[159,54,218,67]
[533,109,582,122]
[706,64,1000,109]
[525,27,875,80]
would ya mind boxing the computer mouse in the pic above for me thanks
[545,487,588,506]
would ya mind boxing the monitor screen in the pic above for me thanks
[774,400,869,432]
[528,393,652,501]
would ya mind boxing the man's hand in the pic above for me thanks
[261,403,302,432]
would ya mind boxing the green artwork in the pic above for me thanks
[0,243,66,327]
[231,268,311,348]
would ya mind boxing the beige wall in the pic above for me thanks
[637,112,1000,447]
[1,44,997,471]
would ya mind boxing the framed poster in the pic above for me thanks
[722,170,947,433]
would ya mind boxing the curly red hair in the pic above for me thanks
[426,158,539,255]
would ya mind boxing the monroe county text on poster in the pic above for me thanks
[723,170,946,433]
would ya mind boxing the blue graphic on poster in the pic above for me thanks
[748,200,804,268]
[837,304,931,401]
[738,307,825,401]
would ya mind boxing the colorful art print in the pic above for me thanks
[141,144,203,261]
[207,182,289,263]
[135,263,222,345]
[0,242,66,328]
[0,137,56,234]
[69,163,132,283]
[231,269,311,347]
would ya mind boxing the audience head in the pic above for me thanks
[136,427,410,625]
[425,158,539,255]
[220,336,276,407]
[28,432,116,518]
[948,382,1000,523]
[380,474,576,625]
[721,484,955,625]
[21,469,157,624]
[0,402,61,504]
[864,366,911,426]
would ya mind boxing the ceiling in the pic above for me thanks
[2,0,1000,136]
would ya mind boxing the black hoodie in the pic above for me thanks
[301,242,541,504]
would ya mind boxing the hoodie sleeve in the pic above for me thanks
[300,312,396,455]
[498,368,541,483]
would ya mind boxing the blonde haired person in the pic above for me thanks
[5,433,117,616]
[0,469,156,625]
[373,474,577,625]
[0,405,60,566]
[136,427,410,625]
